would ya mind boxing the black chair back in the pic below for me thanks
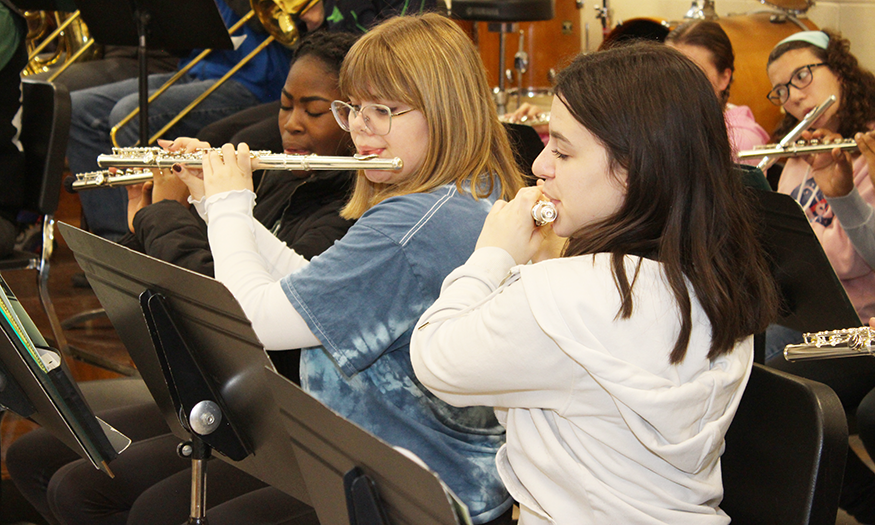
[0,79,71,355]
[20,79,71,216]
[503,122,544,185]
[722,363,847,525]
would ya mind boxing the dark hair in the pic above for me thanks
[768,29,875,138]
[289,30,360,73]
[556,43,778,364]
[665,20,735,105]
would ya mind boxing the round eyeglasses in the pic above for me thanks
[767,63,826,106]
[330,101,415,136]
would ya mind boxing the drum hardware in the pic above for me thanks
[585,22,590,52]
[532,201,557,226]
[683,0,717,20]
[512,30,528,110]
[759,0,814,17]
[452,0,555,115]
[594,0,611,38]
[751,95,835,170]
[493,21,518,115]
[784,327,875,362]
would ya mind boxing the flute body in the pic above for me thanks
[737,138,859,160]
[68,148,404,191]
[756,95,836,170]
[96,147,404,171]
[784,326,875,362]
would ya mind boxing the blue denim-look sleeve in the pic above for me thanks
[280,189,470,376]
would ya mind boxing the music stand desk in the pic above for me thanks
[265,368,472,525]
[69,0,233,51]
[58,222,308,501]
[0,274,129,475]
[755,190,862,332]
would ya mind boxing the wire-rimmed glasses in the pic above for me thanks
[330,101,415,136]
[767,63,826,106]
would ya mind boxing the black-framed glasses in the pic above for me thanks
[330,101,415,136]
[767,63,826,106]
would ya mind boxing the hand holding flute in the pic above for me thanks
[475,186,558,265]
[806,129,875,199]
[126,138,205,232]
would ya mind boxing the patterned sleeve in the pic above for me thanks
[281,218,430,376]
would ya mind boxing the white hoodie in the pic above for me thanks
[411,248,752,525]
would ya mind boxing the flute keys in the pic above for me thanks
[532,200,557,226]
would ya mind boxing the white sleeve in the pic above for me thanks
[189,195,208,223]
[410,247,575,409]
[205,190,320,350]
[251,218,310,278]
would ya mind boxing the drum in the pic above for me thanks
[473,0,582,99]
[600,14,817,136]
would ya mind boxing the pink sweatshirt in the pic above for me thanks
[725,104,769,166]
[778,152,875,320]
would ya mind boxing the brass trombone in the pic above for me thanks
[109,0,319,148]
[23,10,101,81]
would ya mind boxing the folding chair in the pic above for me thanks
[0,79,71,355]
[721,363,848,525]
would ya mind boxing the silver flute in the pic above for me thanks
[754,95,836,171]
[784,326,875,362]
[737,137,859,160]
[532,200,557,226]
[498,112,551,127]
[68,148,404,191]
[95,147,403,171]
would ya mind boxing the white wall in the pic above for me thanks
[581,0,875,71]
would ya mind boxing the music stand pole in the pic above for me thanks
[70,0,234,146]
[133,2,150,145]
[180,436,212,525]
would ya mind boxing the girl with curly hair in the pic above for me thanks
[766,29,875,524]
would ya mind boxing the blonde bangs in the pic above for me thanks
[340,14,525,218]
[339,21,421,108]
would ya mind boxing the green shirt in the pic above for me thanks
[0,4,22,71]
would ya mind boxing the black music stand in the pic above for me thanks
[58,222,473,525]
[754,190,862,334]
[0,273,130,476]
[63,0,233,144]
[264,368,472,525]
[58,222,309,518]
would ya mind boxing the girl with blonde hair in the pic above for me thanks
[176,12,525,525]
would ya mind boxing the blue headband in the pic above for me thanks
[774,31,830,50]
